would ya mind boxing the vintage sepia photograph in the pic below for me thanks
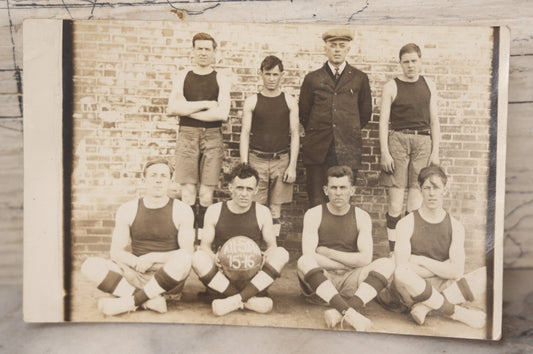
[23,19,508,340]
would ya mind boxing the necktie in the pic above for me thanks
[334,67,340,81]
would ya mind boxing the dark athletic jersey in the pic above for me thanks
[250,92,291,152]
[390,76,431,131]
[131,198,179,256]
[179,70,221,128]
[410,210,452,262]
[213,202,262,251]
[317,204,359,253]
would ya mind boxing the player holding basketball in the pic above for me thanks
[81,159,195,316]
[297,166,394,331]
[191,164,289,316]
[390,165,486,328]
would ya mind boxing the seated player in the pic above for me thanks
[81,159,195,316]
[191,164,289,316]
[390,165,486,328]
[297,166,394,331]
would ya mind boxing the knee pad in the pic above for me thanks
[154,268,182,291]
[386,213,402,229]
[412,280,433,303]
[365,271,389,292]
[457,278,475,302]
[304,267,327,289]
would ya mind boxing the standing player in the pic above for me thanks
[379,43,440,252]
[81,159,195,316]
[391,166,486,328]
[191,164,289,316]
[299,28,372,207]
[167,32,231,234]
[240,55,299,237]
[297,166,394,331]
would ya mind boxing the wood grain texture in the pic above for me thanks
[1,1,533,287]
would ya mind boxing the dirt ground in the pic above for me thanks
[70,260,487,340]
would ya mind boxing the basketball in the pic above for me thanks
[218,236,263,282]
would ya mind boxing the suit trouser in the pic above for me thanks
[305,142,357,207]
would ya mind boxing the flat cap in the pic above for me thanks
[322,28,354,42]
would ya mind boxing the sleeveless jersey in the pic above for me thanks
[390,76,431,131]
[179,70,221,128]
[317,204,359,252]
[214,202,263,251]
[131,199,179,256]
[410,210,452,262]
[250,93,291,152]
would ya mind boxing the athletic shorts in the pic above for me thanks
[298,267,363,302]
[379,130,431,189]
[249,152,293,205]
[174,126,224,186]
[115,261,185,297]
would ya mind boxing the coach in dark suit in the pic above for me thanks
[299,28,373,206]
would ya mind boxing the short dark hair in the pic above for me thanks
[418,165,447,186]
[192,32,217,50]
[143,158,173,177]
[260,55,284,72]
[399,43,421,60]
[326,165,354,185]
[230,163,259,185]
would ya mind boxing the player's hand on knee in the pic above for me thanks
[135,254,154,273]
[381,152,395,174]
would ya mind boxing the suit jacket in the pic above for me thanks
[299,62,372,169]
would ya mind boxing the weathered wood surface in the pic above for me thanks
[1,1,533,287]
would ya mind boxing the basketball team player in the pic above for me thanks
[387,166,486,328]
[297,166,395,331]
[80,159,195,316]
[191,164,290,316]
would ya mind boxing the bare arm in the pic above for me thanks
[167,71,217,117]
[257,204,277,252]
[302,207,348,271]
[427,78,440,166]
[283,94,300,184]
[189,72,231,122]
[379,80,396,174]
[315,208,373,268]
[175,200,195,254]
[410,217,465,280]
[394,214,413,267]
[199,203,221,259]
[109,202,138,268]
[239,95,256,164]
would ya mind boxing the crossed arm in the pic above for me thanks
[109,200,195,273]
[167,70,231,122]
[301,206,373,271]
[394,214,465,280]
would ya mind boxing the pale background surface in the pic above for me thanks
[1,0,533,352]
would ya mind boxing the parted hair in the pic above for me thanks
[326,165,354,185]
[230,163,260,185]
[399,43,422,60]
[192,32,217,50]
[418,165,447,186]
[143,158,173,177]
[260,55,284,72]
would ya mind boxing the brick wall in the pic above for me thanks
[70,20,495,270]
